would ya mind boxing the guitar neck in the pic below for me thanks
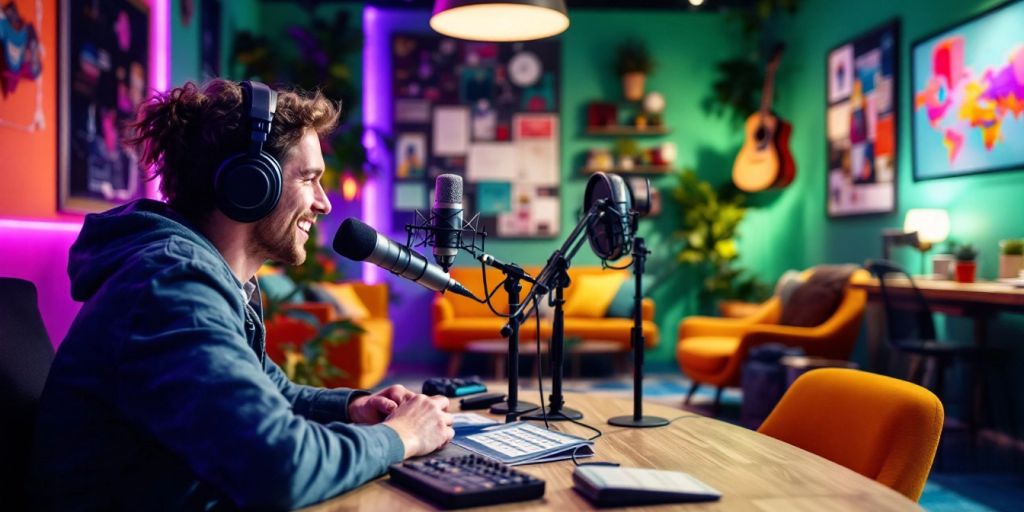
[760,64,777,117]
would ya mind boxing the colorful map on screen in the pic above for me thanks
[912,1,1024,179]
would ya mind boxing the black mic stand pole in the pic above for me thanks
[489,262,539,416]
[518,212,597,422]
[608,236,668,428]
[521,251,584,421]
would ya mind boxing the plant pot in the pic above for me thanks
[622,72,646,101]
[999,254,1023,279]
[954,261,976,283]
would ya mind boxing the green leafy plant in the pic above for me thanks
[703,0,801,123]
[614,39,655,76]
[671,169,769,311]
[1001,239,1024,256]
[231,10,378,188]
[954,244,978,262]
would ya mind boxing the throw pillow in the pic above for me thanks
[258,272,304,304]
[773,269,803,306]
[310,283,371,321]
[778,265,856,327]
[605,277,645,318]
[563,273,627,318]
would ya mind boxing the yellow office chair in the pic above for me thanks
[758,368,943,502]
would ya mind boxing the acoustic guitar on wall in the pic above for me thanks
[732,45,796,192]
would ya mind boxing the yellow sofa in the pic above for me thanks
[676,268,869,412]
[264,282,392,389]
[433,266,658,375]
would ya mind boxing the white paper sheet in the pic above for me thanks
[466,142,517,181]
[433,106,470,156]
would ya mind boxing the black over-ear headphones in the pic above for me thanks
[214,80,282,223]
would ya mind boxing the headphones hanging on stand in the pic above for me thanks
[214,81,282,223]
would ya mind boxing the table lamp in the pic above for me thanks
[881,209,949,261]
[903,209,950,252]
[430,0,569,42]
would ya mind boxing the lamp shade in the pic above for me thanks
[430,0,569,42]
[903,209,950,245]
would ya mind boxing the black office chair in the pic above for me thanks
[0,278,56,509]
[863,260,1004,446]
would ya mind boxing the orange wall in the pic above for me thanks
[0,0,61,219]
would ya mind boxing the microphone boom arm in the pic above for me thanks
[502,200,607,337]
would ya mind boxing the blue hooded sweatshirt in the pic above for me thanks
[29,200,405,510]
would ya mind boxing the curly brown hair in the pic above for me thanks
[126,79,340,222]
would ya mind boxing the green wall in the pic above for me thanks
[170,0,261,87]
[740,0,1018,282]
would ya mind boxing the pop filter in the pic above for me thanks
[583,172,633,261]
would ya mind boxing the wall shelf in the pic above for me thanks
[585,125,670,137]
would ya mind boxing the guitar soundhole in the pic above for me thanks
[755,125,770,150]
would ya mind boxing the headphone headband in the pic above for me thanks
[243,80,277,154]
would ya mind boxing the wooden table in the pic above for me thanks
[302,392,919,511]
[851,276,1024,358]
[466,340,627,378]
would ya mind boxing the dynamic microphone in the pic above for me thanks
[334,218,479,301]
[432,174,463,272]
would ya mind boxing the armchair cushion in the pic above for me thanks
[678,336,741,373]
[606,277,646,318]
[563,272,627,318]
[310,282,371,321]
[779,266,856,328]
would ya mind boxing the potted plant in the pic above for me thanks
[954,244,978,283]
[615,39,655,101]
[999,239,1024,279]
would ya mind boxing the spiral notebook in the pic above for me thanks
[452,419,594,465]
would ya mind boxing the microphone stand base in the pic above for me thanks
[521,406,583,421]
[489,401,539,415]
[607,415,669,428]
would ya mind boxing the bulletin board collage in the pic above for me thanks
[391,34,561,239]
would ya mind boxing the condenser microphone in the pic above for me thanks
[432,174,464,272]
[334,218,479,301]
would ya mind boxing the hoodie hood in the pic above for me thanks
[68,199,226,302]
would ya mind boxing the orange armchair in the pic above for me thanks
[265,282,392,389]
[759,368,943,501]
[676,269,869,412]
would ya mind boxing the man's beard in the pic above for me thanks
[252,209,306,266]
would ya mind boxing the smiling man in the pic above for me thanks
[29,80,454,511]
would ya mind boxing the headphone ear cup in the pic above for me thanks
[214,151,282,223]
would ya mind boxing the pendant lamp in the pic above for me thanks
[430,0,569,42]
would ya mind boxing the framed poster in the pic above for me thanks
[59,0,149,213]
[0,0,46,132]
[391,34,561,239]
[826,20,898,218]
[912,0,1024,180]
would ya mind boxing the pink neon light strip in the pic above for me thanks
[0,219,82,233]
[147,0,171,200]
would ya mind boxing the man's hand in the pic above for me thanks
[383,394,455,458]
[348,385,419,424]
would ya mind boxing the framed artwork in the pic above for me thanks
[391,34,561,239]
[826,20,899,218]
[912,0,1024,180]
[0,0,46,132]
[59,0,149,213]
